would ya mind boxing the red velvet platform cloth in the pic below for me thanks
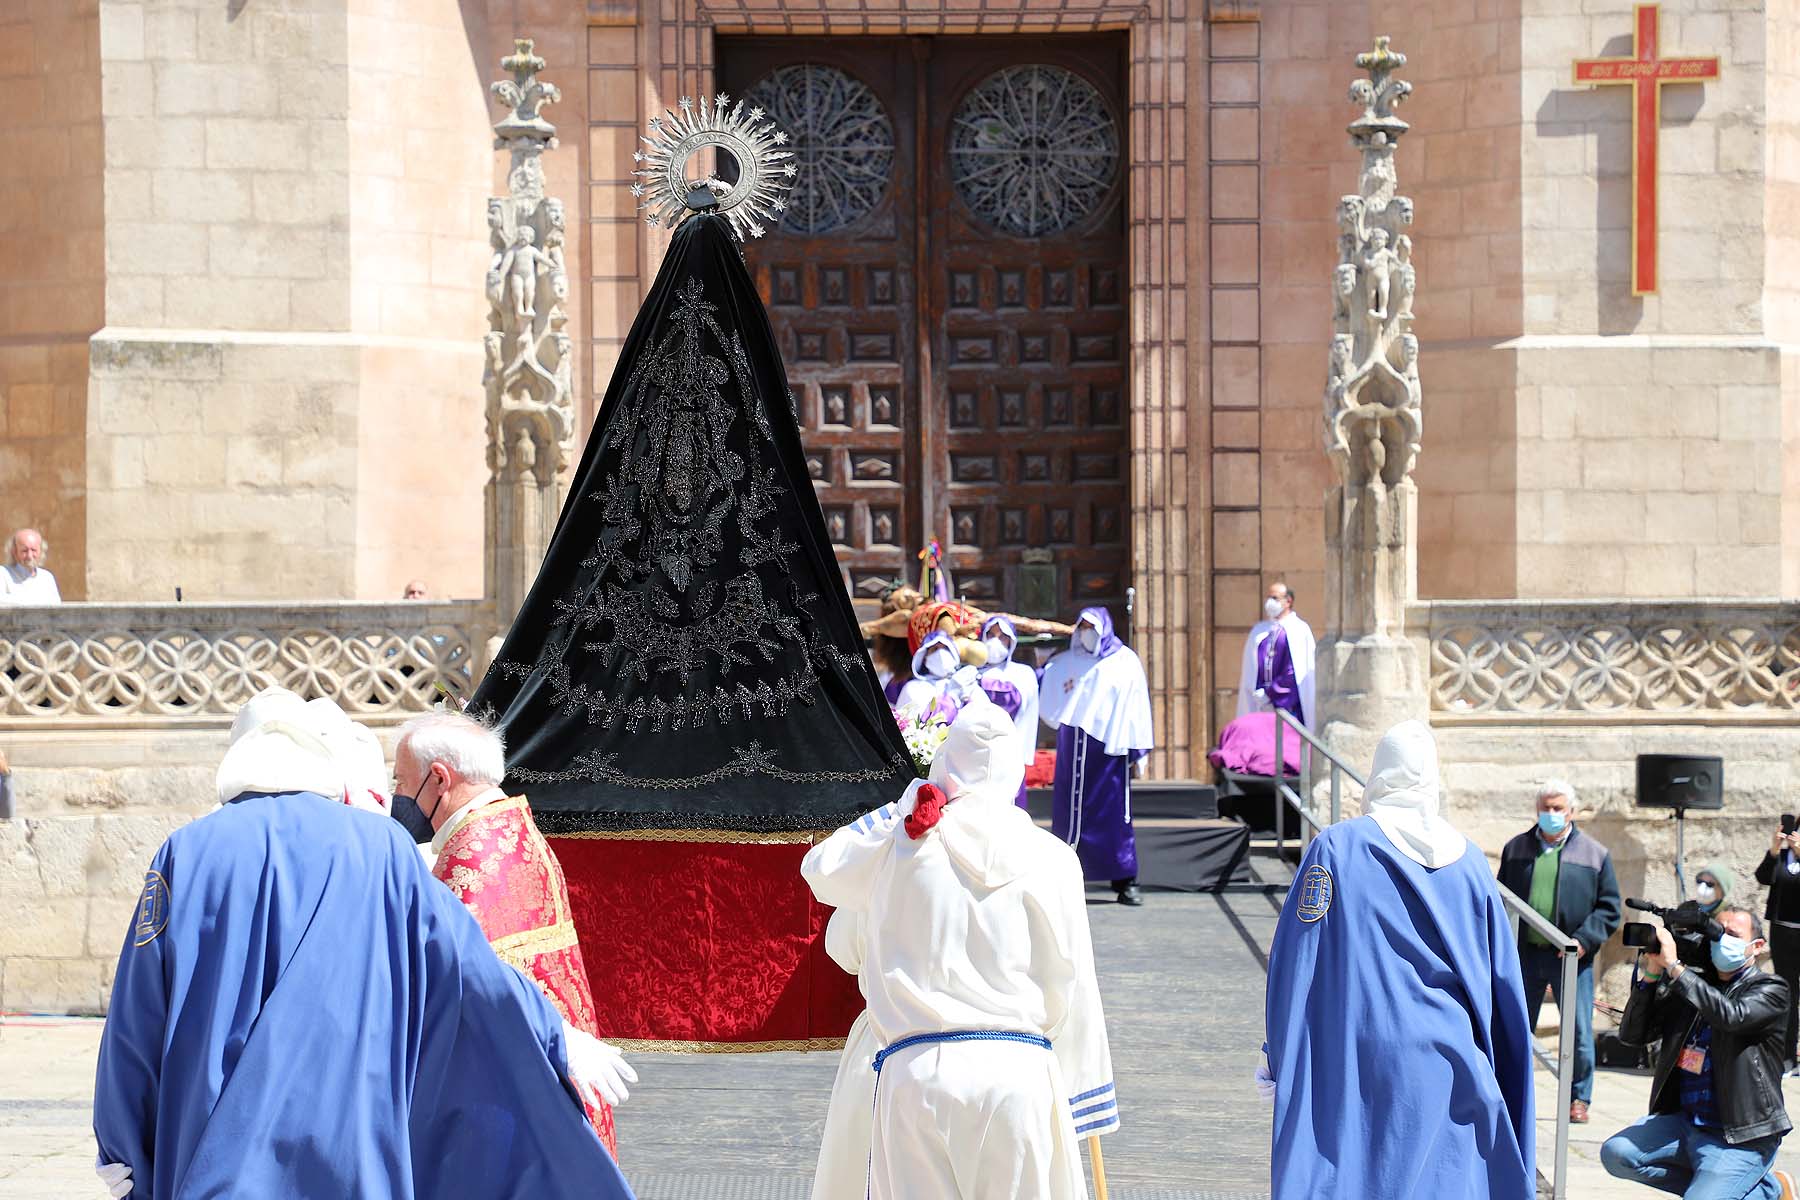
[550,834,863,1048]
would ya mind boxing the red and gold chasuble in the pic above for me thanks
[432,796,618,1158]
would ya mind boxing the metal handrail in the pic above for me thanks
[1268,708,1574,1200]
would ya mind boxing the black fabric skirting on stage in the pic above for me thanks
[1025,782,1251,892]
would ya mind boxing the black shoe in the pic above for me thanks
[1116,884,1144,906]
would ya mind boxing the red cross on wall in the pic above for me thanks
[1573,3,1720,295]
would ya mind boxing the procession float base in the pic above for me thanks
[550,831,861,1050]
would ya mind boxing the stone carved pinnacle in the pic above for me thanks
[483,37,575,632]
[491,37,560,148]
[1320,36,1421,644]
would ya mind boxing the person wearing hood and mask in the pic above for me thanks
[1040,606,1153,906]
[977,614,1040,809]
[895,630,980,721]
[92,692,637,1200]
[801,700,1118,1200]
[1261,720,1536,1199]
[1496,778,1620,1125]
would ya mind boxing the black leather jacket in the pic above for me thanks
[1620,963,1792,1144]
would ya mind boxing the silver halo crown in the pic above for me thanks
[631,93,797,241]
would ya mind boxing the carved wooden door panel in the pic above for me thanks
[926,41,1129,619]
[720,36,1130,620]
[719,41,920,606]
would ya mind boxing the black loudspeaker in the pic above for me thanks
[1636,754,1724,812]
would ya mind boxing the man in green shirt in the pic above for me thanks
[1497,780,1621,1124]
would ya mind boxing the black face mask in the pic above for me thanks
[390,775,440,844]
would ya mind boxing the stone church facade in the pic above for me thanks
[3,0,1800,1008]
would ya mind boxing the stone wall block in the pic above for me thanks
[0,957,108,1015]
[0,897,90,958]
[91,336,221,382]
[102,115,204,169]
[154,61,279,117]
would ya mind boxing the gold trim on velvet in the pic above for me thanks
[548,828,827,845]
[606,1036,849,1054]
[491,918,581,965]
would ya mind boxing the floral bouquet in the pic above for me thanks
[893,696,956,776]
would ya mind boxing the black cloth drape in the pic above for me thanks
[472,212,911,832]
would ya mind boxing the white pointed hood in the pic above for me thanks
[215,689,345,806]
[925,698,1035,888]
[1363,719,1466,869]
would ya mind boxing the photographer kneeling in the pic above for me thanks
[1603,905,1796,1198]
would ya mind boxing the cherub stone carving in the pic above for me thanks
[1395,234,1415,320]
[497,226,553,323]
[1362,228,1396,322]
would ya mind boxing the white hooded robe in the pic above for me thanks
[801,700,1118,1200]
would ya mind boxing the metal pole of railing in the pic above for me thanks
[1498,885,1576,1200]
[1273,713,1286,862]
[1329,763,1341,826]
[1553,946,1576,1200]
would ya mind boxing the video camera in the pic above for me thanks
[1623,898,1723,969]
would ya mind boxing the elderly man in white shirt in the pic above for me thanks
[2,528,60,604]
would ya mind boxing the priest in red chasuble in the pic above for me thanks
[395,711,632,1158]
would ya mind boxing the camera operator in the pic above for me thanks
[1601,905,1796,1198]
[1756,819,1800,1074]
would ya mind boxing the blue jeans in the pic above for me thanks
[1521,946,1595,1103]
[1601,1112,1783,1198]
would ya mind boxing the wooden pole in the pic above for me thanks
[1088,1134,1109,1200]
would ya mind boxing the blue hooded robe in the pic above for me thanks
[93,791,635,1199]
[1265,815,1535,1199]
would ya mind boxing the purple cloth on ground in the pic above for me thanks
[1208,712,1301,777]
[1051,725,1139,882]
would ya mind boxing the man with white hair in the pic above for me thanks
[93,693,637,1198]
[397,709,629,1158]
[1497,776,1620,1124]
[1262,720,1535,1198]
[1,527,60,603]
[802,699,1118,1199]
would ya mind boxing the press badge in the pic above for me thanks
[1679,1045,1707,1074]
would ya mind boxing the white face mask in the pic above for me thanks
[1264,597,1284,621]
[925,648,958,678]
[1696,882,1719,907]
[982,637,1009,664]
[1077,627,1100,654]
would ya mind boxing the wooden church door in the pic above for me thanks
[720,35,1129,620]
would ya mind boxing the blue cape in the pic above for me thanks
[1265,816,1535,1199]
[93,791,635,1199]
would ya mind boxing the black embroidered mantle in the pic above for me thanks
[472,213,911,832]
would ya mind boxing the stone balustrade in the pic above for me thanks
[1415,600,1800,719]
[0,601,491,727]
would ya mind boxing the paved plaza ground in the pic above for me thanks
[5,862,1800,1199]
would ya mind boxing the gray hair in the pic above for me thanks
[397,711,506,786]
[1537,778,1576,806]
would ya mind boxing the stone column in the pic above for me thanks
[1316,38,1429,770]
[484,39,577,641]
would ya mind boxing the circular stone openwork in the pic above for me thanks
[745,64,895,235]
[949,64,1120,238]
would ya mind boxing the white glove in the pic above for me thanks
[563,1022,637,1108]
[95,1157,132,1199]
[1253,1056,1277,1104]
